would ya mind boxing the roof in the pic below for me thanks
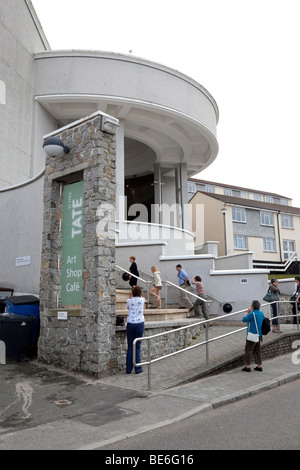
[188,178,291,200]
[190,191,300,215]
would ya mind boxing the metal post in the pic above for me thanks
[165,283,168,309]
[205,321,209,364]
[277,302,281,332]
[147,339,151,390]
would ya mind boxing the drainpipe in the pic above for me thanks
[277,212,283,263]
[222,205,227,256]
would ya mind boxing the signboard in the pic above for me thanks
[16,255,31,267]
[61,181,84,306]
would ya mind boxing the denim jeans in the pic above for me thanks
[271,302,278,326]
[126,322,144,373]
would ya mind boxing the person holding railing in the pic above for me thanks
[175,264,193,309]
[126,285,145,374]
[129,256,139,288]
[188,275,209,320]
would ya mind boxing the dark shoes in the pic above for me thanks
[242,366,263,372]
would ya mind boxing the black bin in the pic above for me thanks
[0,314,34,362]
[0,299,6,313]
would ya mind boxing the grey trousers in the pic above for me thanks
[178,284,193,308]
[193,295,209,319]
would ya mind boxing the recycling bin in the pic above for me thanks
[6,295,40,347]
[0,313,34,362]
[0,299,6,313]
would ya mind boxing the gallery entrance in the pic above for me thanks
[125,174,154,223]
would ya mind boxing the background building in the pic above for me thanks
[189,178,300,273]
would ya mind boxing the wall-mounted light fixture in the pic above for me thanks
[101,115,119,134]
[43,137,70,157]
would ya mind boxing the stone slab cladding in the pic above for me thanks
[38,113,117,377]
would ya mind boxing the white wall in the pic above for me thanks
[0,0,48,187]
[0,174,44,295]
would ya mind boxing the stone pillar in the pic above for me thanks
[38,111,119,377]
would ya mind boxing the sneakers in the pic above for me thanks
[254,366,263,372]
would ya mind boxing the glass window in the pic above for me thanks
[281,214,293,228]
[188,183,196,193]
[224,188,232,196]
[260,211,274,226]
[234,235,247,249]
[254,193,262,201]
[205,185,214,193]
[232,207,246,223]
[283,240,295,260]
[263,238,276,252]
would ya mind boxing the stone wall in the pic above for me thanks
[38,112,117,377]
[114,321,203,371]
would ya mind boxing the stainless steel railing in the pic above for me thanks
[116,265,211,308]
[133,299,300,390]
[116,265,152,307]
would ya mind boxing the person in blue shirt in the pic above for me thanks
[242,300,264,372]
[175,264,193,309]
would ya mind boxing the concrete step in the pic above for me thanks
[116,307,190,321]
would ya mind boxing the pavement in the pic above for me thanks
[0,323,300,450]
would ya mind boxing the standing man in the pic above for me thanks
[176,264,193,309]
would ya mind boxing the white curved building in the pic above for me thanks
[0,0,219,294]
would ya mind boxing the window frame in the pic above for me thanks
[234,235,247,250]
[281,214,293,229]
[232,207,247,223]
[260,211,274,226]
[263,237,276,252]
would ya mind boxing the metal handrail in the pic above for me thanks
[116,265,211,309]
[164,280,212,304]
[133,299,300,389]
[116,265,152,307]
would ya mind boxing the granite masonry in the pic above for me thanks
[38,112,118,377]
